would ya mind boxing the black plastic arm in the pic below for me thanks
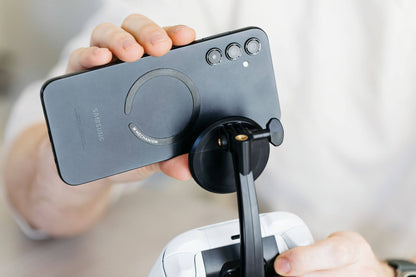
[224,124,265,277]
[189,117,284,276]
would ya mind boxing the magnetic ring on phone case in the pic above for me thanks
[125,68,200,145]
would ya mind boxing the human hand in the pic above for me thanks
[4,15,196,237]
[274,231,395,277]
[67,13,196,72]
[65,14,196,182]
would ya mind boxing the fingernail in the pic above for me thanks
[123,39,136,50]
[150,32,168,45]
[276,258,290,274]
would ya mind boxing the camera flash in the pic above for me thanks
[243,61,249,67]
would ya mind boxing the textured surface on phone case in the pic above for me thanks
[41,27,280,185]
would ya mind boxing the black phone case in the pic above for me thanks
[41,27,281,185]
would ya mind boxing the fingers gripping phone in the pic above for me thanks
[41,27,281,185]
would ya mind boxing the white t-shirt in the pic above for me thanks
[3,0,416,258]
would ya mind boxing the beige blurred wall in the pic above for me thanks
[0,0,100,97]
[0,0,100,144]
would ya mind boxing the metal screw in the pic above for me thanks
[235,134,248,141]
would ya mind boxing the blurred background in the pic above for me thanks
[0,0,101,133]
[0,1,238,276]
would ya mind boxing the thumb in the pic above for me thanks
[107,154,191,183]
[159,154,192,181]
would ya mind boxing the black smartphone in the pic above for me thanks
[41,27,281,185]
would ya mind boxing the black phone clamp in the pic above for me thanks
[189,117,284,277]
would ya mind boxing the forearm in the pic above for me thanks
[2,16,195,238]
[2,123,112,237]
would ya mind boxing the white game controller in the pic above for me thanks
[149,211,313,276]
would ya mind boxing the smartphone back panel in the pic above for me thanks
[41,27,280,185]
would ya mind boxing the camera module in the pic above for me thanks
[245,38,261,55]
[225,43,242,60]
[206,48,222,65]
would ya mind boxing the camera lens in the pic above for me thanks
[225,43,242,60]
[245,38,261,55]
[206,48,222,65]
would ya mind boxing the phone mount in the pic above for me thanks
[189,116,284,276]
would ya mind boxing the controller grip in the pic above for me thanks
[148,212,314,277]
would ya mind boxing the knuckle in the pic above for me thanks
[122,14,163,38]
[69,47,83,59]
[330,241,354,264]
[111,33,134,48]
[330,231,371,261]
[122,13,145,27]
[140,23,162,34]
[93,22,114,35]
[91,23,118,46]
[69,47,87,63]
[84,49,99,63]
[166,24,188,34]
[344,231,372,253]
